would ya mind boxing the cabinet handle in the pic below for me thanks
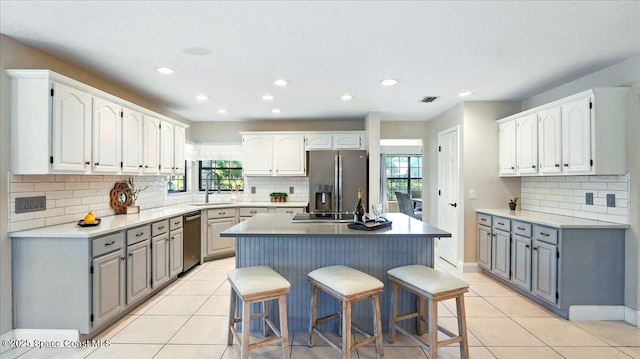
[250,211,257,214]
[157,226,165,230]
[145,165,149,168]
[511,166,515,170]
[540,232,550,237]
[104,241,116,246]
[287,210,293,213]
[480,218,486,221]
[85,161,90,165]
[555,164,560,167]
[531,165,536,169]
[219,212,226,215]
[564,164,569,167]
[136,232,144,237]
[94,162,99,166]
[139,165,143,168]
[121,256,125,261]
[129,252,133,256]
[533,247,538,251]
[526,244,530,248]
[517,227,525,230]
[498,222,505,225]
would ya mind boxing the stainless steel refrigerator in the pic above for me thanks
[308,150,367,213]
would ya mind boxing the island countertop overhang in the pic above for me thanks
[220,212,451,238]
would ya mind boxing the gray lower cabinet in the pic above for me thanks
[126,225,152,305]
[511,235,532,291]
[151,220,170,288]
[92,248,126,328]
[477,211,625,318]
[169,227,184,277]
[206,208,236,257]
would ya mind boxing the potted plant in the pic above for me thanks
[509,197,518,211]
[269,192,288,202]
[125,177,148,213]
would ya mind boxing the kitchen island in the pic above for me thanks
[220,212,451,332]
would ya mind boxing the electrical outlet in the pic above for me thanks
[607,194,616,207]
[585,192,594,205]
[15,196,46,213]
[251,187,256,194]
[289,186,294,194]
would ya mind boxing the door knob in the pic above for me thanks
[448,203,457,207]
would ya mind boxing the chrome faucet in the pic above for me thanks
[205,172,215,204]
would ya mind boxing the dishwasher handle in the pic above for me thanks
[184,214,202,222]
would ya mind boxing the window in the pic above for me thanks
[386,155,422,200]
[167,161,187,193]
[199,160,243,191]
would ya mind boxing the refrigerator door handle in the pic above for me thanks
[338,154,343,212]
[334,154,339,212]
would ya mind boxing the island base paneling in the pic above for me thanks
[235,235,434,332]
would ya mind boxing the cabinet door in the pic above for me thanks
[334,133,363,149]
[538,107,562,174]
[511,235,532,291]
[273,135,306,176]
[169,229,183,278]
[122,108,144,174]
[127,239,151,304]
[532,240,557,304]
[159,122,174,174]
[561,96,592,174]
[491,229,510,280]
[92,97,122,173]
[242,135,273,176]
[152,234,170,288]
[51,82,92,173]
[92,249,125,328]
[306,134,333,150]
[498,120,517,176]
[207,218,236,256]
[142,116,160,174]
[477,225,492,270]
[174,126,186,172]
[516,114,538,175]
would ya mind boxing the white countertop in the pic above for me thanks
[10,201,308,238]
[476,209,629,229]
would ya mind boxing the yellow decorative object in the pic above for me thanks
[84,211,96,224]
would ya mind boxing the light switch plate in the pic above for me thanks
[289,186,294,194]
[251,187,256,194]
[15,196,46,213]
[586,192,594,205]
[469,188,476,199]
[607,194,616,207]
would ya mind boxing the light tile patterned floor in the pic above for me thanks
[2,257,639,359]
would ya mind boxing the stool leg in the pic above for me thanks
[263,300,271,337]
[279,294,290,359]
[372,294,384,359]
[418,296,427,336]
[456,294,469,359]
[228,290,237,345]
[427,299,438,359]
[241,300,251,359]
[342,299,352,359]
[388,280,398,343]
[308,284,319,347]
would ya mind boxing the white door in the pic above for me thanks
[538,107,562,174]
[273,135,306,176]
[438,127,459,267]
[51,82,92,173]
[174,126,186,172]
[92,97,121,173]
[498,120,517,176]
[122,108,143,174]
[242,135,273,176]
[142,116,160,174]
[517,114,538,175]
[159,121,174,174]
[561,96,592,174]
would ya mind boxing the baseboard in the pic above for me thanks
[569,305,632,322]
[1,330,15,354]
[460,261,480,273]
[13,329,79,342]
[625,307,639,327]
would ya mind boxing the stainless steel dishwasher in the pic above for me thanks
[182,211,202,272]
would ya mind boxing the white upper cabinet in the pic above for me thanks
[561,96,592,174]
[159,122,174,174]
[538,107,562,174]
[7,70,189,175]
[273,135,306,176]
[498,121,517,176]
[122,108,144,174]
[174,126,186,172]
[242,133,306,176]
[142,116,161,174]
[51,82,92,173]
[516,114,538,175]
[306,132,365,150]
[497,87,629,177]
[92,97,122,173]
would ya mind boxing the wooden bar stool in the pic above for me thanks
[227,266,291,359]
[388,265,469,359]
[308,265,384,359]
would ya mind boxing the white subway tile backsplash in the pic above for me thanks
[521,174,630,224]
[55,198,82,207]
[46,215,75,227]
[10,219,45,232]
[65,205,89,215]
[34,182,65,191]
[22,174,55,183]
[65,182,89,190]
[11,182,34,192]
[46,191,74,200]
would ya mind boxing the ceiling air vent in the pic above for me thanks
[420,96,438,103]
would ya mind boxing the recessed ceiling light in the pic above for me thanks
[272,108,282,114]
[262,94,274,101]
[341,94,353,101]
[380,78,398,86]
[195,94,209,101]
[274,79,288,86]
[458,91,473,97]
[217,109,228,114]
[156,67,174,74]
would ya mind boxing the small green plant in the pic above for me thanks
[269,192,288,202]
[126,177,148,201]
[509,197,518,204]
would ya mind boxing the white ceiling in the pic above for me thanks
[1,1,639,123]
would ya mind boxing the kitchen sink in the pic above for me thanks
[191,202,233,206]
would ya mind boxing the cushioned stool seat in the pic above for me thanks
[388,265,469,359]
[308,265,384,359]
[228,266,291,359]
